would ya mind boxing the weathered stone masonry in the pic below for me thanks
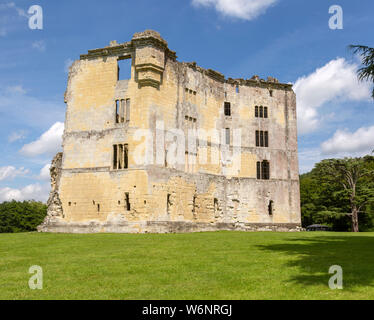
[38,30,301,233]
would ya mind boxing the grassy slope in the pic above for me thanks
[1,231,373,300]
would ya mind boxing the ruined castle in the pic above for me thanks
[38,30,301,233]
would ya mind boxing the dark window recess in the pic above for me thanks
[117,57,131,80]
[259,106,264,118]
[167,194,172,214]
[113,144,128,170]
[255,106,268,118]
[97,204,100,212]
[257,161,270,180]
[224,102,231,116]
[269,90,273,97]
[256,131,269,147]
[268,200,274,215]
[236,85,239,93]
[264,131,269,147]
[125,193,130,211]
[214,198,219,213]
[115,100,120,123]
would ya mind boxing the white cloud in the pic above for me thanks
[0,166,29,181]
[38,164,51,180]
[321,126,374,156]
[0,183,49,202]
[32,40,46,52]
[20,122,64,157]
[191,0,278,20]
[293,58,371,134]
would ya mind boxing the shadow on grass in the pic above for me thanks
[257,233,374,291]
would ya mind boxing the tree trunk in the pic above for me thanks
[351,207,359,232]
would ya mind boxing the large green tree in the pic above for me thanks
[349,45,374,98]
[0,200,47,233]
[300,156,374,232]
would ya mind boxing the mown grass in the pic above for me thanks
[0,231,373,299]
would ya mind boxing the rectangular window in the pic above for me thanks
[125,98,130,122]
[118,57,131,80]
[113,145,117,168]
[224,102,231,116]
[264,107,268,118]
[262,161,270,180]
[120,99,125,123]
[255,131,269,147]
[113,144,128,170]
[259,106,264,118]
[255,106,259,118]
[264,131,269,147]
[235,85,239,94]
[115,100,120,123]
[225,128,230,145]
[257,162,261,179]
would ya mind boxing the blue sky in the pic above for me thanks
[0,0,373,202]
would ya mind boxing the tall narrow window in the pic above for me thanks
[257,162,261,179]
[256,130,260,147]
[118,144,123,169]
[120,99,125,123]
[225,128,230,145]
[125,98,130,122]
[259,106,264,118]
[264,131,269,147]
[125,193,130,211]
[260,131,264,147]
[224,102,231,116]
[113,145,117,168]
[262,161,270,180]
[257,160,270,180]
[264,107,268,118]
[115,100,120,123]
[268,200,274,215]
[235,85,239,93]
[255,106,259,118]
[124,144,128,169]
[167,194,171,214]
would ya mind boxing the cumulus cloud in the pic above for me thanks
[191,0,278,20]
[0,183,49,202]
[20,122,64,157]
[293,58,371,134]
[0,166,29,181]
[321,126,374,156]
[38,164,51,180]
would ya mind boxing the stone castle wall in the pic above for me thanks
[38,30,301,233]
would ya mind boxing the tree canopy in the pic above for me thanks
[0,200,47,233]
[300,155,374,231]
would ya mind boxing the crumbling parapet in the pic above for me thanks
[37,152,63,232]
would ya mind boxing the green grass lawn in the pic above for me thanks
[1,231,374,300]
